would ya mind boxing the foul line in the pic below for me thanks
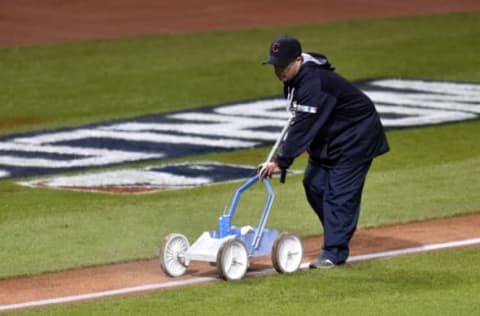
[347,237,480,262]
[1,237,480,312]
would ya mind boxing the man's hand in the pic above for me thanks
[257,162,279,181]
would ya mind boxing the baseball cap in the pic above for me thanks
[263,36,302,66]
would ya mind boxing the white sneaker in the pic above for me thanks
[309,258,335,269]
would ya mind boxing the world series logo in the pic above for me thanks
[1,79,479,181]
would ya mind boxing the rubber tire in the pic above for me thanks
[159,233,190,277]
[216,239,249,281]
[272,232,303,274]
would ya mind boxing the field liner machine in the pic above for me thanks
[159,109,303,280]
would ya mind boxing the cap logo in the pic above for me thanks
[272,42,281,53]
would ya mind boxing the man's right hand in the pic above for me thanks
[257,162,279,181]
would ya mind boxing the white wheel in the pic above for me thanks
[272,232,303,274]
[217,239,249,281]
[159,233,190,277]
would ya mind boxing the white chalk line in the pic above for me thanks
[347,237,480,262]
[1,237,480,312]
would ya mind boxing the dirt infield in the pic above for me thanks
[1,0,479,312]
[1,0,480,46]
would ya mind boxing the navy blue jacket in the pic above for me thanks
[276,53,389,169]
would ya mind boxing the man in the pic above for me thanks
[259,36,389,268]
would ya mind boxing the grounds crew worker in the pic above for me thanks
[258,36,389,268]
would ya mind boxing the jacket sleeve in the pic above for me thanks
[276,82,337,170]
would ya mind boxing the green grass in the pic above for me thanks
[1,12,479,279]
[0,12,479,134]
[12,247,480,316]
[0,120,479,279]
[1,120,478,278]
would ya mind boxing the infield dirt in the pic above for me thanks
[1,0,480,46]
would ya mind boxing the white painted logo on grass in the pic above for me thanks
[18,162,260,194]
[361,79,479,126]
[0,170,10,179]
[1,79,479,180]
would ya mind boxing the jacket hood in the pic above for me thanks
[283,52,335,89]
[301,52,335,71]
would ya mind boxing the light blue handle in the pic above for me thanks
[217,174,275,250]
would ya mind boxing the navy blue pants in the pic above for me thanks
[303,159,372,264]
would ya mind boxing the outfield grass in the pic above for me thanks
[0,11,480,315]
[12,247,480,316]
[0,12,479,134]
[1,12,480,278]
[0,119,478,279]
[1,12,479,279]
